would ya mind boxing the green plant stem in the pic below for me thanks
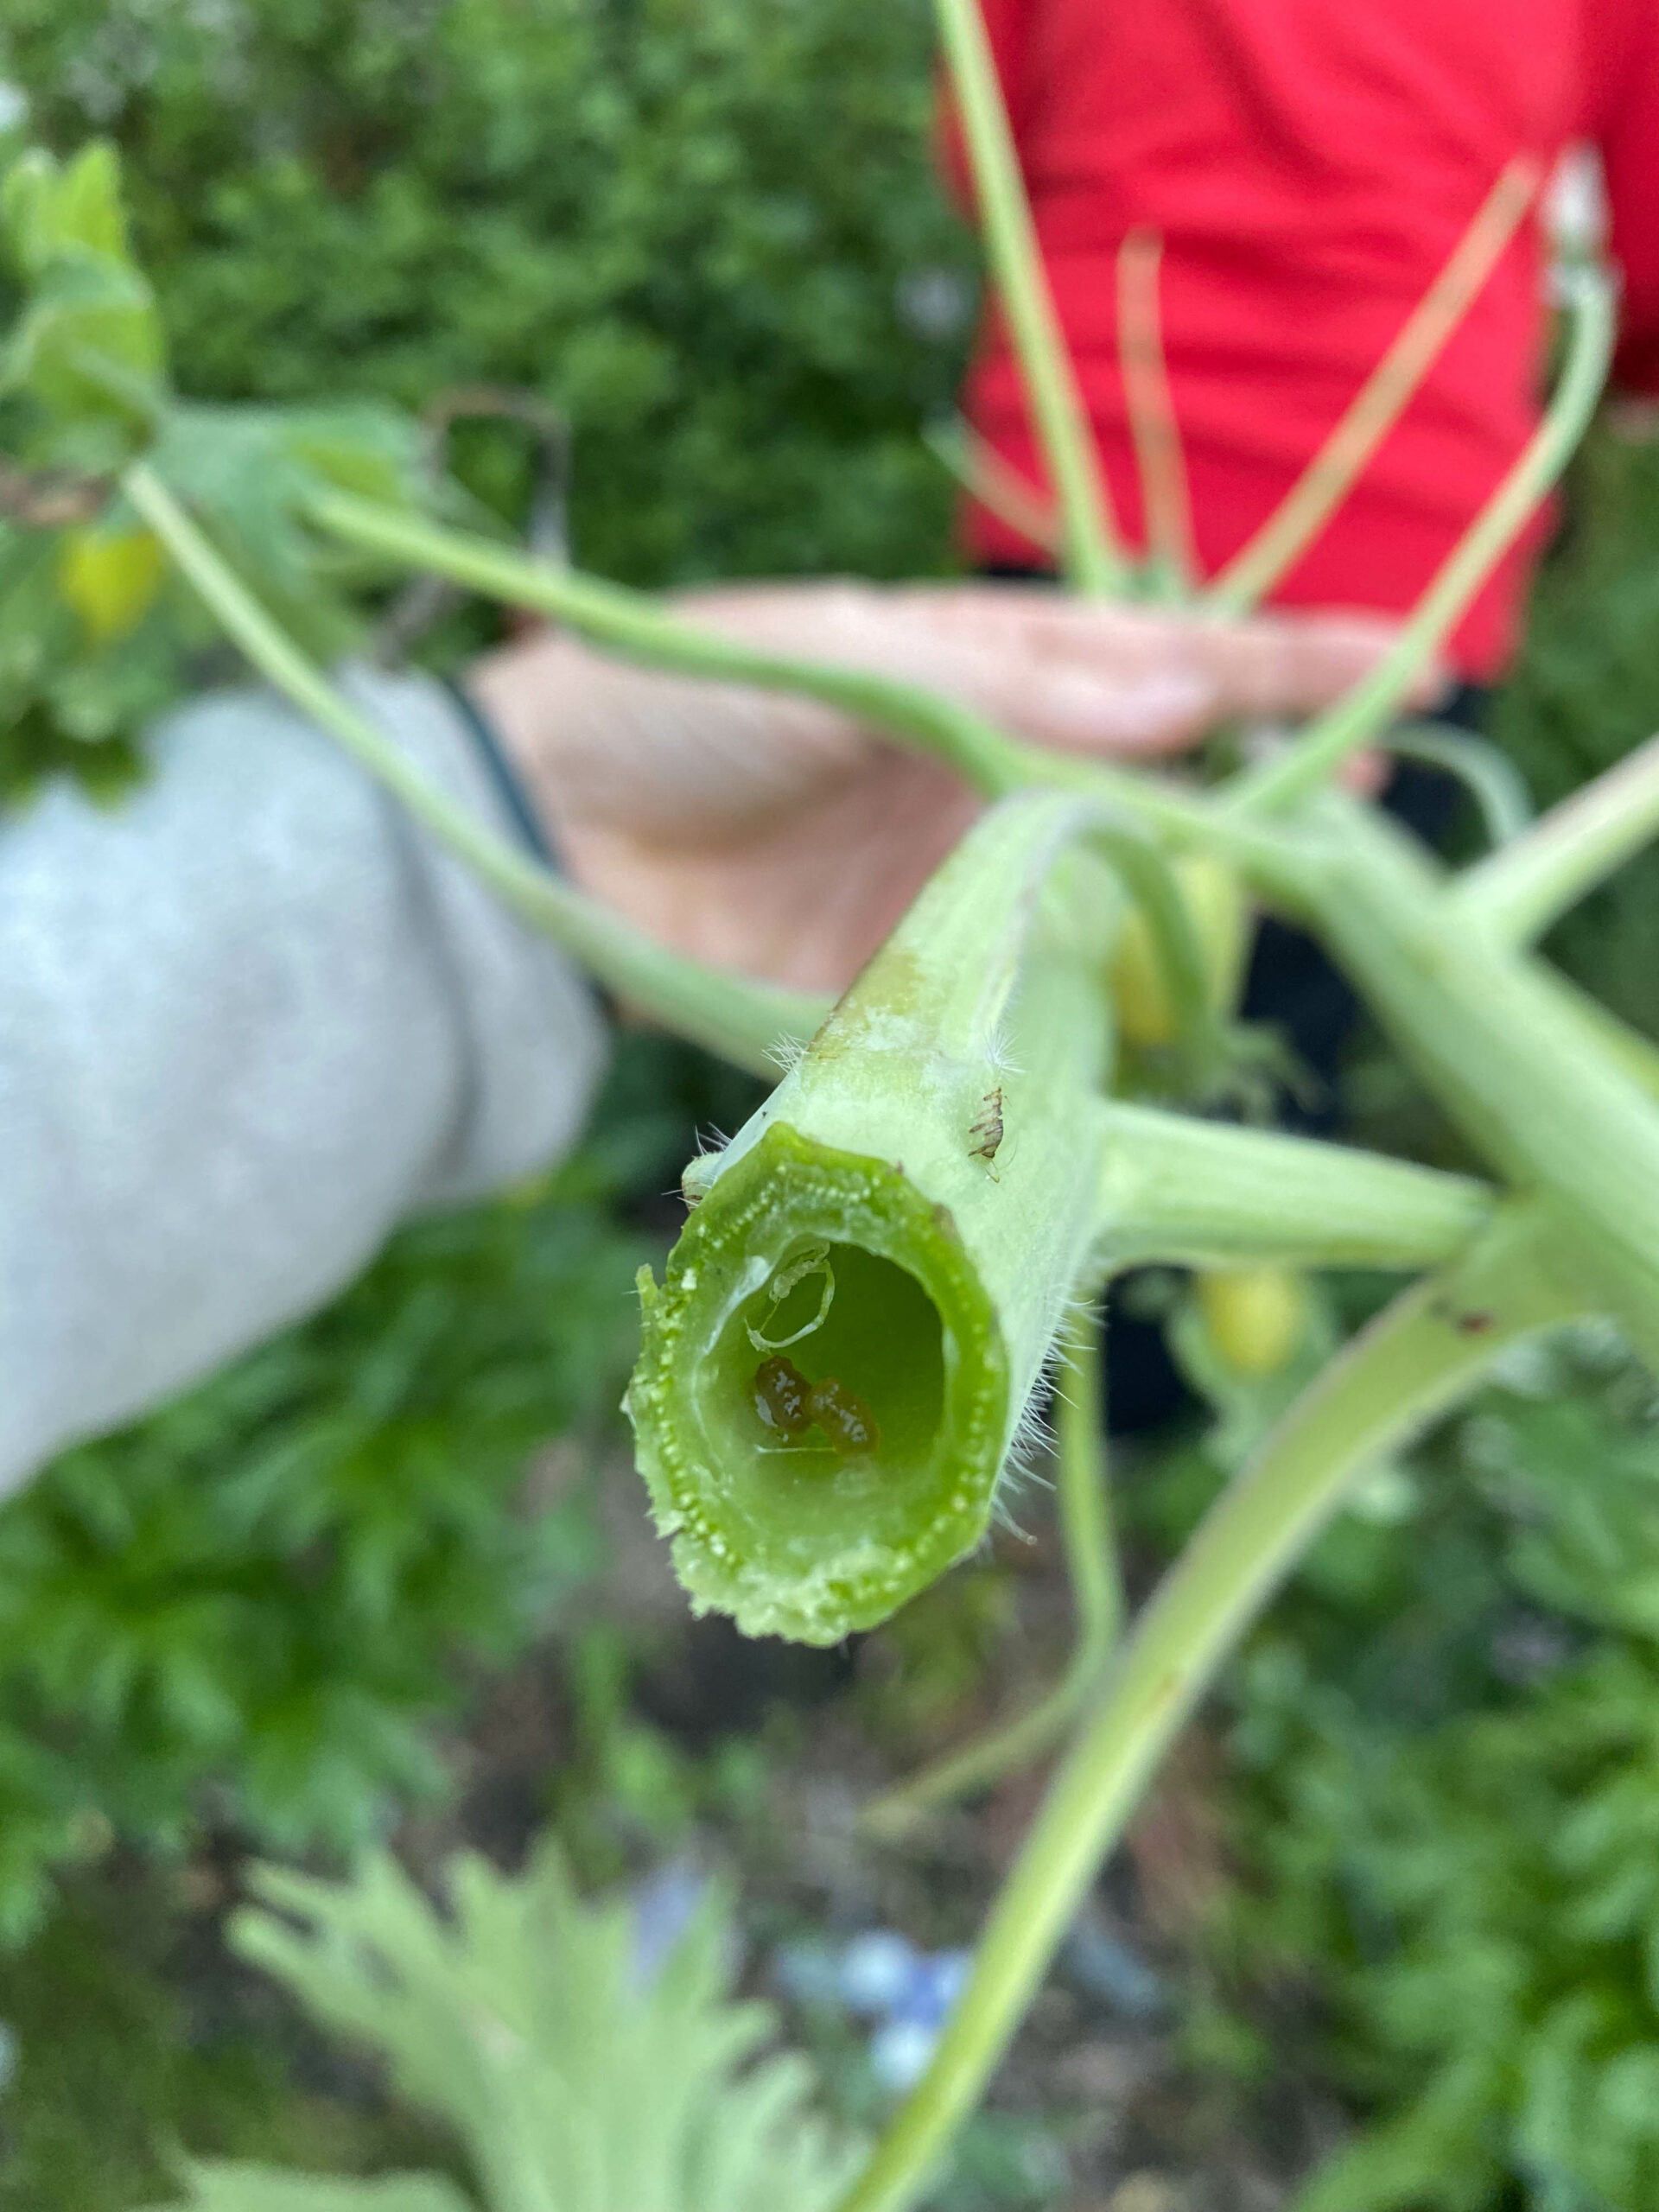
[1052,1311,1122,1654]
[124,461,829,1076]
[1300,794,1659,1365]
[308,486,1038,801]
[303,485,1248,852]
[1096,1102,1493,1271]
[1382,721,1535,848]
[1230,265,1615,817]
[1455,729,1659,944]
[924,416,1060,556]
[863,1313,1120,1833]
[1207,159,1539,615]
[1539,969,1659,1112]
[1087,823,1217,1075]
[1117,229,1196,601]
[934,0,1124,594]
[835,1205,1582,2212]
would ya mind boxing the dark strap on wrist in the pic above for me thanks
[440,676,558,867]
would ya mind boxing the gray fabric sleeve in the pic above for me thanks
[0,665,608,1497]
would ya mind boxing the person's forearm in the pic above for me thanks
[0,668,605,1494]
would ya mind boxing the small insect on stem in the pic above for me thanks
[808,1375,881,1454]
[752,1354,880,1456]
[969,1087,1005,1178]
[753,1353,812,1435]
[1429,1296,1497,1336]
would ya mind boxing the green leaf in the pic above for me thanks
[181,1841,864,2212]
[0,142,164,430]
[3,143,130,272]
[144,400,428,660]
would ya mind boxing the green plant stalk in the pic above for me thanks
[1382,721,1535,848]
[302,484,1267,855]
[836,1204,1584,2212]
[924,416,1060,556]
[1052,1308,1121,1651]
[1088,823,1219,1078]
[308,484,1033,802]
[124,461,828,1077]
[864,1311,1120,1832]
[933,0,1124,594]
[1299,793,1659,1363]
[1116,228,1197,602]
[1539,968,1659,1111]
[626,791,1122,1643]
[1207,158,1539,615]
[1231,264,1616,816]
[1096,1101,1494,1269]
[1455,728,1659,944]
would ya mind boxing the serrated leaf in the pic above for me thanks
[201,1841,861,2212]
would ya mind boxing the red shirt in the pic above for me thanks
[957,0,1659,676]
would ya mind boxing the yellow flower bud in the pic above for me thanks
[59,526,166,645]
[1195,1264,1308,1379]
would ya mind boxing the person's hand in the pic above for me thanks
[471,579,1418,993]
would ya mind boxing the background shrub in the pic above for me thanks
[1,0,975,589]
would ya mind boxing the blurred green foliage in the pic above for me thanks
[0,133,454,798]
[1488,427,1659,1041]
[149,1842,861,2212]
[0,1871,463,2211]
[1150,1332,1659,2210]
[0,0,972,594]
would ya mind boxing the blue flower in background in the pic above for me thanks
[779,1927,973,2093]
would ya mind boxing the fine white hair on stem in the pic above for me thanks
[984,1020,1026,1079]
[766,1031,809,1077]
[677,1125,733,1206]
[993,1339,1066,1535]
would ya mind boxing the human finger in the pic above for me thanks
[868,588,1445,758]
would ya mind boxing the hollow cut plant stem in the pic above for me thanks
[628,791,1127,1644]
[124,461,830,1076]
[836,1204,1585,2212]
[1209,159,1541,614]
[626,785,1476,1649]
[863,1313,1120,1833]
[1456,727,1659,944]
[934,0,1124,594]
[1230,263,1615,816]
